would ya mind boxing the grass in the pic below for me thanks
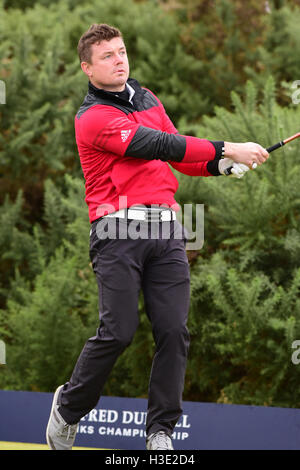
[0,441,104,450]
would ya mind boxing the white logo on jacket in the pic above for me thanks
[121,130,131,142]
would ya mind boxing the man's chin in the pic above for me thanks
[110,77,128,91]
[115,74,128,84]
[92,76,128,92]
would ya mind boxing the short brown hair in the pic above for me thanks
[77,24,123,63]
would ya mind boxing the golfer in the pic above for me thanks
[46,23,269,450]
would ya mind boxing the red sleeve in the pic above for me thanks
[169,160,212,177]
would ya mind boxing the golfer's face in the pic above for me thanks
[85,37,130,92]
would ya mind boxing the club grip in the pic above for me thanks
[266,141,284,153]
[224,166,233,175]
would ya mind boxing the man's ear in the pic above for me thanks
[81,61,93,78]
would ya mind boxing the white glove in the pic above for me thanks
[218,158,250,179]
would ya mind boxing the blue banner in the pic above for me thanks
[0,390,299,449]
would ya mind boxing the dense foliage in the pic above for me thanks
[1,0,300,408]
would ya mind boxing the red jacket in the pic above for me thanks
[75,79,223,222]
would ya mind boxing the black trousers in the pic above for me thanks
[59,217,190,436]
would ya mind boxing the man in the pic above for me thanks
[46,24,268,451]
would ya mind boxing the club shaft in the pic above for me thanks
[283,132,300,144]
[267,133,300,153]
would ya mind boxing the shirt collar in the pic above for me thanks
[126,83,135,104]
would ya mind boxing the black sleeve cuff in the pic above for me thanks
[206,159,221,176]
[206,141,224,175]
[209,140,225,159]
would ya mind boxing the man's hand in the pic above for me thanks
[218,158,249,178]
[224,142,269,168]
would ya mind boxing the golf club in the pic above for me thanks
[224,132,300,175]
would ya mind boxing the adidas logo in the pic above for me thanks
[121,130,131,142]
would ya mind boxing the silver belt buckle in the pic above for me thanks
[144,209,161,222]
[145,208,175,222]
[104,206,176,222]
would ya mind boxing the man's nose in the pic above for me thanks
[114,53,124,63]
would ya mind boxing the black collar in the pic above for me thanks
[88,78,143,106]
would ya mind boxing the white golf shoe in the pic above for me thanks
[146,431,174,450]
[46,385,78,450]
